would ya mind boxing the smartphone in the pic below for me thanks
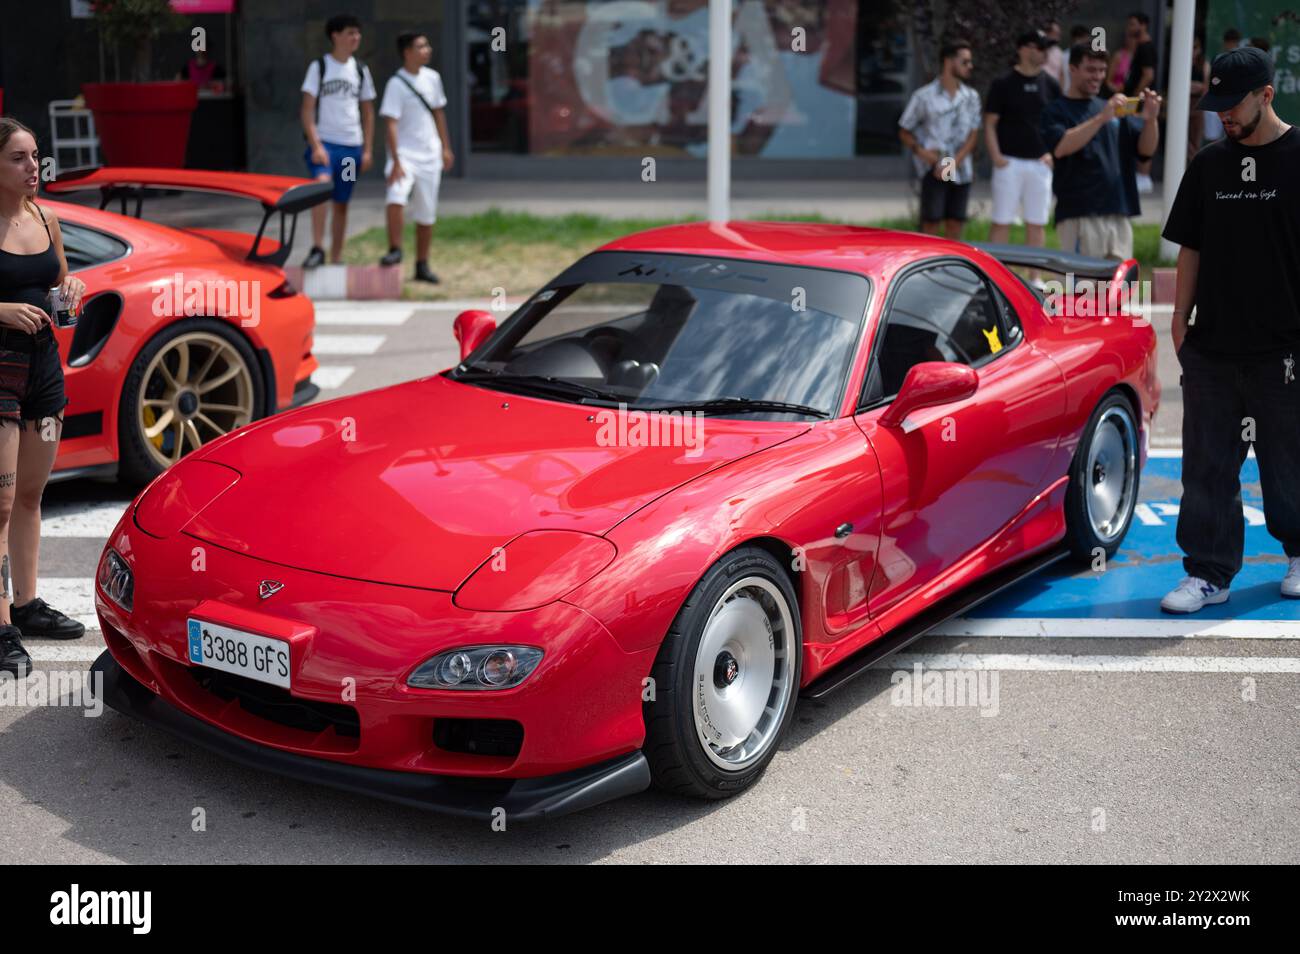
[1115,96,1142,117]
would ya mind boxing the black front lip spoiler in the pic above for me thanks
[90,650,651,821]
[289,377,320,408]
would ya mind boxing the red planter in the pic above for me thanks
[82,81,198,168]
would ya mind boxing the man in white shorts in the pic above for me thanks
[984,30,1059,248]
[379,32,454,283]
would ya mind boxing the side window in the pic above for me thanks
[865,262,1013,404]
[60,222,129,272]
[995,285,1025,345]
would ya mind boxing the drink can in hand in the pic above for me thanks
[48,285,78,328]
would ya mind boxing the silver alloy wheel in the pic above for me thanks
[1085,405,1138,544]
[691,575,795,772]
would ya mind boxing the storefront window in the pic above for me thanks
[467,0,909,157]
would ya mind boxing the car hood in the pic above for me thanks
[185,374,808,591]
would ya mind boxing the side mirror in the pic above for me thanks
[453,309,497,361]
[878,361,978,429]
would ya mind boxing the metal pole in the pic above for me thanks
[707,0,731,223]
[1160,0,1196,263]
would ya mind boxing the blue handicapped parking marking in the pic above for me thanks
[969,454,1300,622]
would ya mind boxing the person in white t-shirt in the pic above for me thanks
[379,32,453,283]
[299,14,376,267]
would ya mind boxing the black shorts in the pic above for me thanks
[0,324,69,425]
[919,176,972,224]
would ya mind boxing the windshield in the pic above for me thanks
[451,251,871,419]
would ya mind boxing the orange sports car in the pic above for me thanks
[41,167,329,485]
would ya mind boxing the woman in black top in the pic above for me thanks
[0,118,87,678]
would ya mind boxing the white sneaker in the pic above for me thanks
[1160,576,1229,613]
[1136,172,1154,194]
[1283,558,1300,598]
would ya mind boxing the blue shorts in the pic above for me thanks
[304,141,364,204]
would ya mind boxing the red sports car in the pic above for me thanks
[90,223,1159,819]
[41,167,328,485]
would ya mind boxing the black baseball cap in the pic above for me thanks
[1016,29,1049,50]
[1197,45,1274,111]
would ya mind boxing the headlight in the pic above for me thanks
[97,548,134,612]
[407,645,544,690]
[453,530,616,612]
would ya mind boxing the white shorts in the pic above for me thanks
[990,156,1054,226]
[384,154,442,225]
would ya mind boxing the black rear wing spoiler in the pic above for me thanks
[971,242,1138,282]
[46,167,332,267]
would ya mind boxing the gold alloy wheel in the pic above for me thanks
[138,332,255,469]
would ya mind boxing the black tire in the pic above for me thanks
[643,545,802,799]
[1064,391,1141,562]
[117,318,265,487]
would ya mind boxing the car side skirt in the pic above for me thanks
[801,543,1070,699]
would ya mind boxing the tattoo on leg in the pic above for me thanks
[0,471,13,488]
[1,555,9,602]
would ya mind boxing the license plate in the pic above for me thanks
[187,618,291,689]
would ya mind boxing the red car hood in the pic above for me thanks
[186,374,808,591]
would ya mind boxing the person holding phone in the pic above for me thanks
[0,117,88,677]
[1040,44,1160,260]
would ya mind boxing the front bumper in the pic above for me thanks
[91,650,650,821]
[94,512,657,816]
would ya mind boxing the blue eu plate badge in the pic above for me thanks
[187,619,203,663]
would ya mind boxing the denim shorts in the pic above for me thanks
[0,323,69,425]
[303,140,364,203]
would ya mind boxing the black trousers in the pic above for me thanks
[1176,340,1300,587]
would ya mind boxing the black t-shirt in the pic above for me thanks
[1162,127,1300,356]
[1040,95,1143,222]
[1124,40,1157,95]
[985,68,1062,158]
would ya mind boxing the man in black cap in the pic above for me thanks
[984,30,1060,249]
[1160,45,1300,612]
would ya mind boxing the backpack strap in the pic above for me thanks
[394,71,436,116]
[314,55,326,127]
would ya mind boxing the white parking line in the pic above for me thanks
[930,617,1300,639]
[311,366,355,389]
[41,501,130,538]
[314,309,414,327]
[1151,446,1253,460]
[877,652,1300,673]
[28,645,104,663]
[312,334,386,355]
